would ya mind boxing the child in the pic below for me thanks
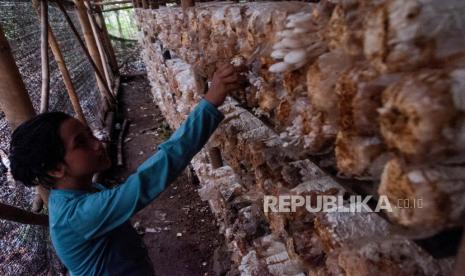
[9,64,242,275]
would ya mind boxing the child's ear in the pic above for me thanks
[47,163,66,180]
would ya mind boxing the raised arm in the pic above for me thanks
[67,64,243,240]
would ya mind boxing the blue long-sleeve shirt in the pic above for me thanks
[48,99,224,276]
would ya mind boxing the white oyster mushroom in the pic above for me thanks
[269,62,291,73]
[277,30,295,38]
[284,49,307,64]
[271,49,288,60]
[280,38,304,49]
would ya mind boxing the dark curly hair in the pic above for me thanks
[9,112,72,187]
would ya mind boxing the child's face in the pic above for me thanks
[58,118,111,179]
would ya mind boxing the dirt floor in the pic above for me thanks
[102,75,228,276]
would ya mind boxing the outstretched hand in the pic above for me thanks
[204,63,246,107]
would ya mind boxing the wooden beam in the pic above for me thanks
[0,24,35,130]
[48,29,89,125]
[0,202,48,226]
[0,24,51,222]
[91,0,132,5]
[33,0,88,125]
[37,0,51,212]
[72,0,115,108]
[84,0,113,94]
[102,5,133,12]
[93,0,119,74]
[39,0,50,113]
[57,1,116,110]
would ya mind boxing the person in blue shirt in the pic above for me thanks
[8,63,243,275]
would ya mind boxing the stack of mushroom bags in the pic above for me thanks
[267,0,465,236]
[134,0,465,274]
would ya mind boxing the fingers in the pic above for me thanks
[215,62,231,74]
[222,74,239,83]
[218,64,235,78]
[217,62,230,70]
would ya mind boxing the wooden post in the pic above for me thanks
[94,0,119,74]
[181,0,194,10]
[57,1,115,110]
[48,29,88,125]
[39,0,50,113]
[36,0,51,211]
[33,0,88,125]
[73,0,114,107]
[0,203,48,226]
[141,0,148,9]
[84,1,113,94]
[0,25,35,130]
[0,24,52,217]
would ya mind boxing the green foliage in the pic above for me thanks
[103,8,138,40]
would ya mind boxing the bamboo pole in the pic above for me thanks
[91,0,132,5]
[48,30,88,124]
[72,0,115,108]
[0,25,35,130]
[33,0,88,125]
[102,5,133,12]
[56,1,116,109]
[93,0,119,74]
[0,203,48,226]
[98,18,119,74]
[39,0,50,113]
[84,0,113,94]
[0,24,50,223]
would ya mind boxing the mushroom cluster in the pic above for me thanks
[269,11,326,73]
